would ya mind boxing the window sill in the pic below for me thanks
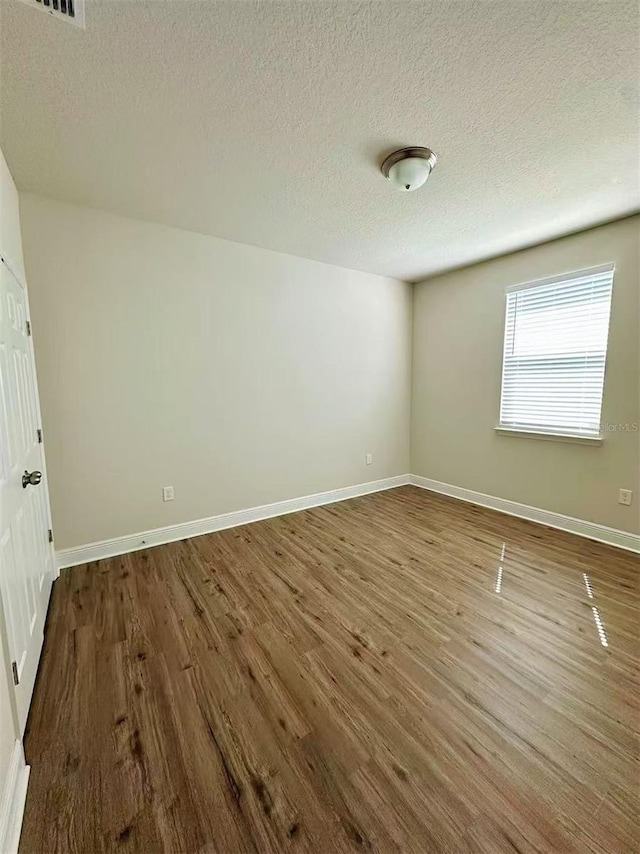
[494,426,603,446]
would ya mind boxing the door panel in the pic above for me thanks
[0,259,53,733]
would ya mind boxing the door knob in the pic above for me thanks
[22,470,42,488]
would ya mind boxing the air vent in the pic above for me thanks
[18,0,85,28]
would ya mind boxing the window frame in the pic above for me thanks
[495,264,614,444]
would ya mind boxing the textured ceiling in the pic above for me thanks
[1,1,638,281]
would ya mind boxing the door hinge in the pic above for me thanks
[37,428,43,443]
[26,320,32,336]
[48,528,53,543]
[11,661,19,685]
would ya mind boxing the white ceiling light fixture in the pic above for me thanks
[381,147,437,192]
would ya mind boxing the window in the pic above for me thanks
[498,264,614,439]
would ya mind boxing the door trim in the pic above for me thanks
[0,251,56,736]
[0,740,30,854]
[0,253,56,569]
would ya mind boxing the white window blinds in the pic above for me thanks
[499,264,614,437]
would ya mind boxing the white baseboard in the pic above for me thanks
[55,472,639,570]
[0,741,30,854]
[409,475,640,554]
[56,474,412,570]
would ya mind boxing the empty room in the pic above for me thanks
[0,1,638,852]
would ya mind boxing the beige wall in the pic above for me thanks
[16,194,639,549]
[411,216,640,534]
[20,194,412,550]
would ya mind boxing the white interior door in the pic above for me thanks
[0,257,54,734]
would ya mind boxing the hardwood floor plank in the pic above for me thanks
[20,487,639,853]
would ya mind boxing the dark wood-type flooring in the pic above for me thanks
[20,486,639,853]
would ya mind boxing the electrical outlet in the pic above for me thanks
[366,453,373,465]
[618,489,632,506]
[162,486,174,502]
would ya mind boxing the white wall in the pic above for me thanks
[411,216,640,534]
[19,194,412,550]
